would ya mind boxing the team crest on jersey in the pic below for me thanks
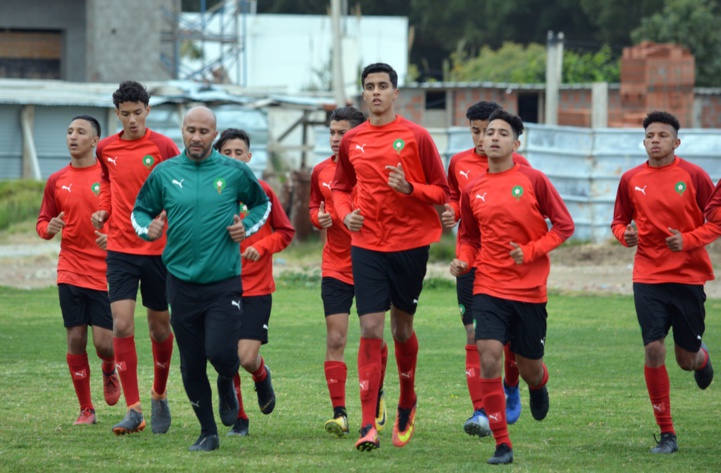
[393,138,405,154]
[675,181,687,195]
[239,203,249,218]
[142,155,155,169]
[512,185,524,200]
[214,177,226,194]
[91,182,100,196]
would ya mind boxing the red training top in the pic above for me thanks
[458,164,574,303]
[310,156,353,285]
[240,179,295,296]
[36,162,108,291]
[97,129,179,255]
[611,156,717,284]
[332,115,449,252]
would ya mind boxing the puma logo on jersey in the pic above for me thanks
[355,144,366,153]
[459,170,471,179]
[62,184,72,193]
[322,182,332,189]
[634,185,647,195]
[476,193,486,202]
[231,300,241,310]
[172,179,184,189]
[107,156,118,166]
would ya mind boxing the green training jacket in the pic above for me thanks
[132,149,270,284]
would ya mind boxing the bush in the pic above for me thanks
[0,180,45,231]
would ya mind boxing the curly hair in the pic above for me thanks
[488,109,524,139]
[112,81,150,108]
[466,101,502,122]
[643,111,680,133]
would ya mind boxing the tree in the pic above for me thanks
[631,0,721,87]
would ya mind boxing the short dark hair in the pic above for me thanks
[112,80,150,108]
[488,109,524,139]
[214,128,250,152]
[329,106,366,128]
[361,63,398,88]
[71,115,102,137]
[643,111,680,133]
[466,101,502,121]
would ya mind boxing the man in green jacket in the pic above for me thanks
[132,106,270,452]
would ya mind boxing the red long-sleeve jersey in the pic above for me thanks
[97,129,179,255]
[240,180,295,296]
[310,157,353,285]
[36,162,107,291]
[458,164,574,303]
[611,156,718,284]
[332,115,449,252]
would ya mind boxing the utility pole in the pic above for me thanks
[331,0,346,106]
[545,31,564,126]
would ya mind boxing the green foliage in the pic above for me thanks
[631,0,721,87]
[449,42,620,84]
[0,180,45,231]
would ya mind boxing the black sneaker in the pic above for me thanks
[529,385,549,420]
[217,375,239,426]
[650,432,678,454]
[188,433,220,452]
[487,443,514,465]
[254,365,276,414]
[694,342,713,390]
[227,417,249,437]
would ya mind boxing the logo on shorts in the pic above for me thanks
[412,299,418,305]
[231,300,241,310]
[142,155,155,169]
[214,177,226,194]
[540,337,545,346]
[393,139,405,154]
[512,185,524,201]
[459,304,465,316]
[675,181,687,195]
[91,182,100,196]
[190,399,200,408]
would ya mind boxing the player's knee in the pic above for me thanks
[327,331,347,352]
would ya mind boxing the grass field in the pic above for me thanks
[1,282,720,472]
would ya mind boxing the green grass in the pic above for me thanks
[0,180,45,231]
[1,286,720,472]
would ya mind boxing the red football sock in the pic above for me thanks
[251,357,267,383]
[114,336,140,407]
[503,343,520,387]
[152,332,174,395]
[96,350,115,375]
[644,365,675,435]
[465,344,483,410]
[324,361,347,409]
[379,342,388,391]
[479,377,511,448]
[697,347,709,370]
[358,337,382,426]
[233,372,248,420]
[67,353,93,411]
[529,363,549,390]
[395,332,418,409]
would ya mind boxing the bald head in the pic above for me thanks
[182,106,219,161]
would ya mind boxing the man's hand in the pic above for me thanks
[450,258,469,277]
[91,210,108,230]
[666,227,683,252]
[624,224,638,247]
[386,163,412,194]
[47,212,66,236]
[242,246,261,262]
[95,231,107,250]
[441,203,456,228]
[317,201,332,228]
[344,209,364,232]
[510,242,524,265]
[227,214,246,242]
[147,210,166,241]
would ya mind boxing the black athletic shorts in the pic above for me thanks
[351,245,429,316]
[473,293,548,360]
[106,250,168,311]
[321,277,355,316]
[240,294,272,344]
[634,282,706,352]
[58,283,113,330]
[456,268,476,326]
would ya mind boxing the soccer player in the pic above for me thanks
[37,115,120,425]
[332,63,450,451]
[91,81,180,436]
[451,110,574,464]
[442,101,530,436]
[611,111,716,454]
[310,106,388,438]
[214,128,295,437]
[132,107,270,451]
